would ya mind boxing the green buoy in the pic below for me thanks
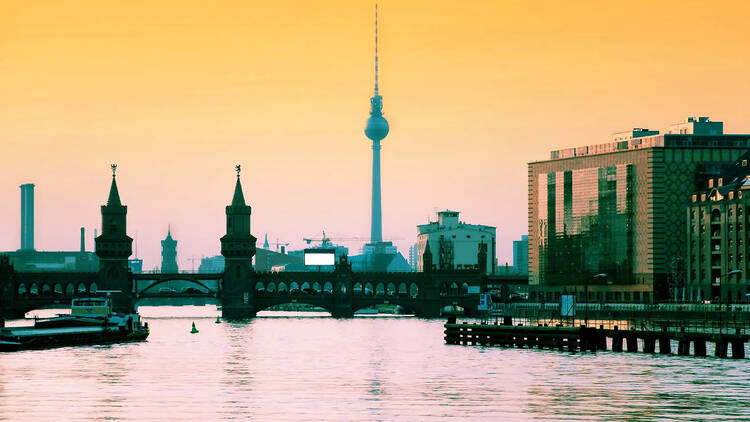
[215,316,221,324]
[190,322,199,334]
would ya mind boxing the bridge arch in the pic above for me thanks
[254,300,334,316]
[138,278,216,295]
[17,283,26,296]
[312,282,321,293]
[29,283,39,296]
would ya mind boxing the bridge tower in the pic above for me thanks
[95,165,134,313]
[220,165,257,318]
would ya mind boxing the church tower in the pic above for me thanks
[161,227,178,273]
[95,164,133,312]
[220,165,257,317]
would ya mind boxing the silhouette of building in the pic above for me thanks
[161,228,178,273]
[529,117,750,303]
[416,210,497,274]
[20,184,34,250]
[686,151,750,304]
[2,185,98,271]
[513,235,529,274]
[199,256,224,273]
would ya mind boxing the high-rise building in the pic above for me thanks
[20,184,34,251]
[161,228,178,273]
[513,235,529,274]
[529,117,750,303]
[416,210,496,274]
[686,151,750,304]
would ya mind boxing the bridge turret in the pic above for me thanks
[95,165,134,313]
[220,165,257,318]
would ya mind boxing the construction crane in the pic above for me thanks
[303,231,402,248]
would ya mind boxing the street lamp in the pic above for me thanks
[585,273,607,327]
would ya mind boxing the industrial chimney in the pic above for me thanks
[20,184,35,250]
[80,227,85,252]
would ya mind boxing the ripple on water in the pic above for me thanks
[1,315,749,421]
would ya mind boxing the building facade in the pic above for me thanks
[529,117,750,303]
[416,210,496,274]
[686,156,750,304]
[513,235,529,274]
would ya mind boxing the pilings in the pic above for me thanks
[444,321,748,359]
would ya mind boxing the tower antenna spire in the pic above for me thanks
[374,3,379,96]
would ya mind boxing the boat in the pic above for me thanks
[354,307,379,315]
[0,297,149,352]
[440,304,465,317]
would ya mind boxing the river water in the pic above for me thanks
[1,307,749,421]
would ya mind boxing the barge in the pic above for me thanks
[0,297,149,352]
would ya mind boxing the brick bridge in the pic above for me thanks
[0,170,489,321]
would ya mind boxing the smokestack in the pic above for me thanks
[20,184,35,250]
[80,227,85,252]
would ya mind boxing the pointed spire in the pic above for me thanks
[107,173,122,207]
[232,166,246,206]
[263,233,269,249]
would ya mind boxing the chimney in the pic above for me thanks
[20,184,35,250]
[80,227,85,252]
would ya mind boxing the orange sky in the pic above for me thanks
[1,0,749,270]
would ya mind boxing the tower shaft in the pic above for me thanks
[371,140,382,243]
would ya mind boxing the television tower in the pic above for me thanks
[364,3,389,244]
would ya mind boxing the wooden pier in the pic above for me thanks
[444,320,748,359]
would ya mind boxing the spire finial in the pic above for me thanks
[374,3,379,96]
[235,164,241,178]
[111,163,117,178]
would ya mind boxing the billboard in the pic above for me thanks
[304,248,336,266]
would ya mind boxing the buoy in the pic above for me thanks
[215,316,221,324]
[190,322,199,334]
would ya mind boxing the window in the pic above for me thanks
[739,223,744,232]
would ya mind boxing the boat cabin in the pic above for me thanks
[71,298,111,316]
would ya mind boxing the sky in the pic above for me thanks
[1,0,749,271]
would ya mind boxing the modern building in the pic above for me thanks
[686,152,750,303]
[513,235,529,274]
[416,210,496,274]
[529,117,750,303]
[408,244,419,271]
[160,228,178,273]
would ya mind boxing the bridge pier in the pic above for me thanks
[222,304,256,319]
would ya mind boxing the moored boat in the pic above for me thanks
[0,297,149,352]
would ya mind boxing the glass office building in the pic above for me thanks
[528,118,750,303]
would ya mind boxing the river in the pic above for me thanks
[1,307,749,421]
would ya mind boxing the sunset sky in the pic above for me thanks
[1,0,749,270]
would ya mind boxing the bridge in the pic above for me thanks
[0,169,490,322]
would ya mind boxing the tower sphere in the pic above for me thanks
[366,114,389,141]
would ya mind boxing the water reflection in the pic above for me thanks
[1,314,749,421]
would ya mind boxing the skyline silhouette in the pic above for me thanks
[2,1,749,270]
